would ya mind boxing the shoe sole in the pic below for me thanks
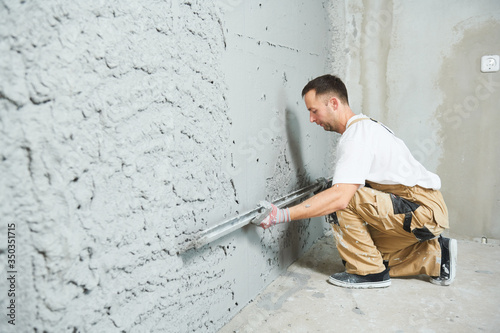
[430,238,457,286]
[327,276,391,289]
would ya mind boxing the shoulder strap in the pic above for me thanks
[346,117,394,134]
[369,118,394,134]
[346,117,370,129]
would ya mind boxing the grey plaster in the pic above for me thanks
[0,1,340,332]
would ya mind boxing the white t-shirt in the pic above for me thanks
[332,114,441,190]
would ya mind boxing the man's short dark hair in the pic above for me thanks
[301,74,349,105]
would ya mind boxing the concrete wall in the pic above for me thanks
[0,1,340,332]
[344,0,500,239]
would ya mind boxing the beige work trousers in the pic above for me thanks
[330,182,449,277]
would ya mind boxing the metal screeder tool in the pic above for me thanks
[177,177,330,254]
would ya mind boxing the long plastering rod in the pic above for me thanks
[177,177,331,254]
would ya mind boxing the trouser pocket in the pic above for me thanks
[390,193,420,232]
[389,193,435,242]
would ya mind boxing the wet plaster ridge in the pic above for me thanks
[0,1,238,332]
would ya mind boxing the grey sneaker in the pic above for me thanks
[430,236,457,286]
[328,268,391,289]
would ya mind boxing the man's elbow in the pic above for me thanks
[336,192,356,211]
[335,199,349,211]
[333,184,358,212]
[335,200,349,212]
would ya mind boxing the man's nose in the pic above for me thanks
[310,113,315,123]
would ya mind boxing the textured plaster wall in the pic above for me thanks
[221,0,343,238]
[344,0,500,239]
[0,1,341,332]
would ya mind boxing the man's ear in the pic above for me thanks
[329,96,338,110]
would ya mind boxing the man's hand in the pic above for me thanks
[256,201,291,229]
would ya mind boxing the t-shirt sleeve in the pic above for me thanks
[332,138,373,185]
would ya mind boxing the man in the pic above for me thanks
[257,74,456,289]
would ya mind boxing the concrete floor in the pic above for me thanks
[220,235,500,333]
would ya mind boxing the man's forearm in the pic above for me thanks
[289,183,360,220]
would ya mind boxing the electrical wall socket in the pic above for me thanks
[481,55,500,72]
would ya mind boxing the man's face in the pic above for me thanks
[304,90,337,132]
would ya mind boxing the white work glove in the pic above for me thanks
[253,201,291,229]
